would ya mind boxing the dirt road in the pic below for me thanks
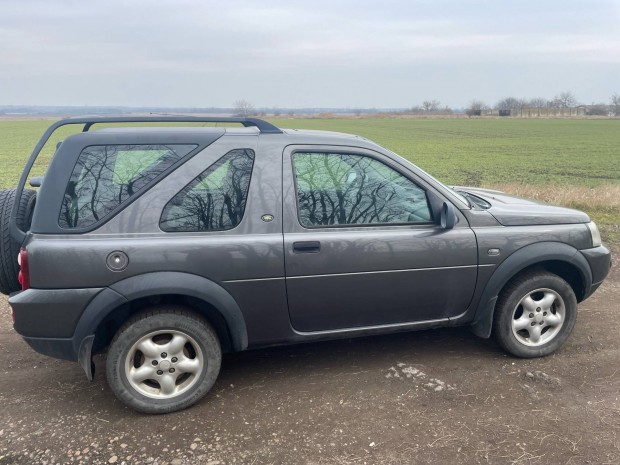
[1,249,617,465]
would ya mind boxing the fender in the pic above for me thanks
[73,272,249,379]
[74,288,126,379]
[470,242,592,339]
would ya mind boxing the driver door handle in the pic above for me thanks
[293,241,321,253]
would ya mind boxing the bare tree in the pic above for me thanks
[611,93,620,116]
[554,91,577,108]
[466,100,487,117]
[528,97,548,108]
[526,97,548,117]
[496,97,530,115]
[233,99,255,117]
[422,99,441,112]
[496,97,521,111]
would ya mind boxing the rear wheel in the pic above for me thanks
[106,307,222,414]
[0,188,36,295]
[493,271,577,358]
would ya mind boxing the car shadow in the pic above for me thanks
[217,326,501,383]
[82,325,503,416]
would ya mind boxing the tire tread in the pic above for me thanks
[106,306,222,414]
[493,270,577,358]
[0,188,36,295]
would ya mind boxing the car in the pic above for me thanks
[1,116,611,414]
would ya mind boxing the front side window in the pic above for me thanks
[60,144,197,229]
[293,152,432,227]
[160,149,255,232]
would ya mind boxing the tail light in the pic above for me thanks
[17,248,30,291]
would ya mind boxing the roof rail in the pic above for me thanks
[75,116,282,134]
[10,115,281,243]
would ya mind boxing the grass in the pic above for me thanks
[274,118,620,188]
[0,117,618,242]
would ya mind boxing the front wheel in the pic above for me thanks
[493,271,577,358]
[106,308,221,414]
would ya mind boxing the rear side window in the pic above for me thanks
[59,144,197,229]
[160,149,255,232]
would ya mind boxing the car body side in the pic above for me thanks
[9,127,611,379]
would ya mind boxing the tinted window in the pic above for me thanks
[293,152,432,227]
[60,144,196,229]
[160,149,255,232]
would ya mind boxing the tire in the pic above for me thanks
[106,307,222,414]
[0,188,36,295]
[493,271,577,358]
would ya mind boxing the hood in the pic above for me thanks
[455,187,590,226]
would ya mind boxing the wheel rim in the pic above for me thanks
[511,288,566,347]
[125,330,204,399]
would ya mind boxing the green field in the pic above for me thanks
[276,118,620,188]
[0,117,618,240]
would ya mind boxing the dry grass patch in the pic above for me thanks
[490,183,620,212]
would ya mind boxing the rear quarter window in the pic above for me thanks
[160,149,255,232]
[59,144,196,229]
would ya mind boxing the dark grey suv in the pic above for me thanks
[1,116,611,413]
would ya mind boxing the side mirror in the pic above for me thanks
[440,202,457,229]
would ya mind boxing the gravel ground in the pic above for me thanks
[0,247,617,465]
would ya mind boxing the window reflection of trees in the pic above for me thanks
[60,144,196,229]
[294,153,430,227]
[160,149,255,232]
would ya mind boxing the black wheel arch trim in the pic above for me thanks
[108,272,248,352]
[72,272,248,378]
[470,241,592,339]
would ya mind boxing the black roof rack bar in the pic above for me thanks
[77,116,282,134]
[10,115,282,243]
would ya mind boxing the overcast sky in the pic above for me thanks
[1,0,619,108]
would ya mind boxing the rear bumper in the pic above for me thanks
[22,335,77,361]
[15,314,97,380]
[9,287,102,338]
[580,245,612,299]
[9,287,102,365]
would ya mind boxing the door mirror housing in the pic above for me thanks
[440,202,457,229]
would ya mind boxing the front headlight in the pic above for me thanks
[587,221,602,248]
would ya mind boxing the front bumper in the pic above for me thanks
[580,245,612,299]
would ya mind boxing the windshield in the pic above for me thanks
[454,189,491,209]
[450,188,470,206]
[383,148,470,207]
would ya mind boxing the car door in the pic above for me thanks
[282,145,478,333]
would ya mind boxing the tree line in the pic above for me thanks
[233,93,620,117]
[419,91,619,117]
[465,91,620,117]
